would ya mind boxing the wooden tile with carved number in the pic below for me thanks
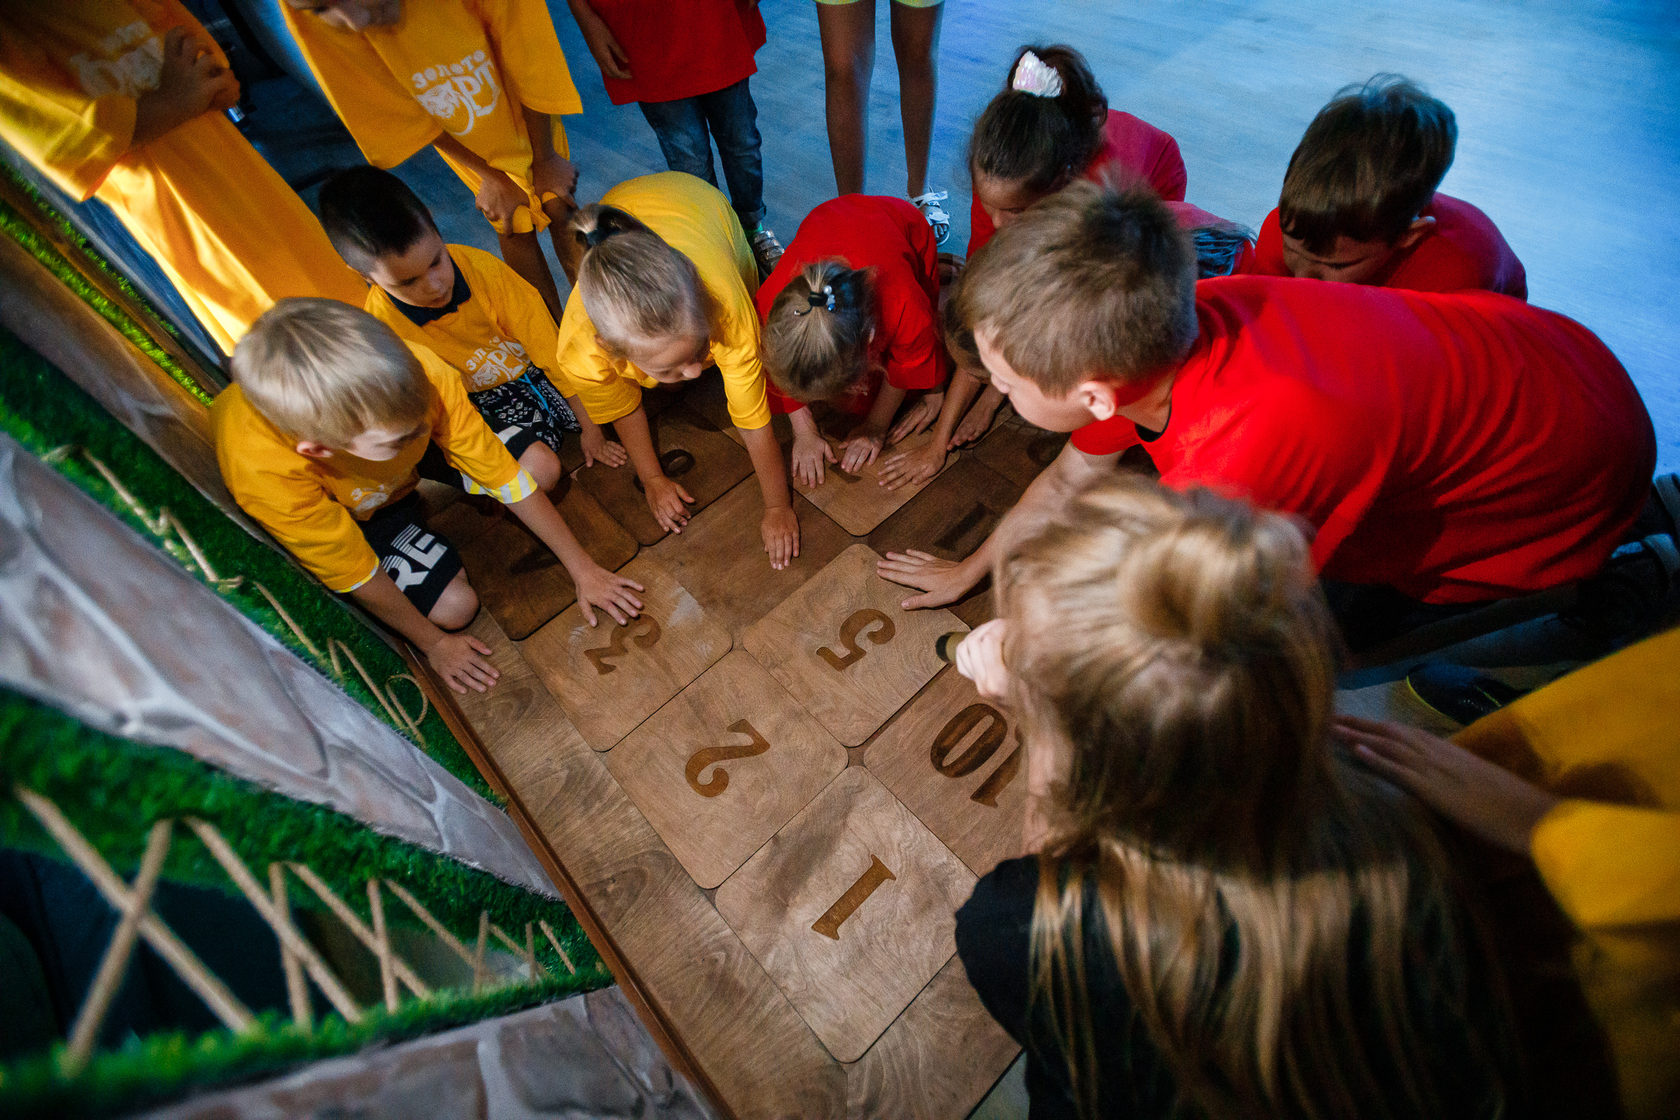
[742,545,960,746]
[518,556,731,750]
[863,666,1028,877]
[791,429,960,537]
[606,651,847,888]
[427,483,638,640]
[566,404,754,545]
[714,768,975,1062]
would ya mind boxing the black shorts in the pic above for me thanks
[419,366,578,487]
[358,492,462,616]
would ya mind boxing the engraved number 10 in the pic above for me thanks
[930,703,1022,807]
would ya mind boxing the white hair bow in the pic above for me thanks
[1012,51,1064,98]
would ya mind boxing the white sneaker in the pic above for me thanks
[910,190,951,246]
[749,224,784,280]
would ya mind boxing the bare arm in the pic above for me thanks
[506,489,643,625]
[877,440,1117,609]
[788,405,836,487]
[351,571,498,694]
[740,423,799,570]
[519,104,578,207]
[132,27,239,146]
[566,0,633,80]
[877,367,985,490]
[838,382,907,473]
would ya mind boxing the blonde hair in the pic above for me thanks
[229,297,428,446]
[762,260,876,402]
[571,204,714,357]
[995,475,1510,1120]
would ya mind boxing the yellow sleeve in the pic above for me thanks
[421,347,537,503]
[553,302,642,423]
[279,8,441,168]
[473,0,582,117]
[1531,800,1680,934]
[0,37,134,200]
[711,290,771,430]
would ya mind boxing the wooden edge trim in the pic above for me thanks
[399,643,737,1120]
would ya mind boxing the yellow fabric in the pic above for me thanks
[280,0,580,235]
[212,341,529,592]
[0,0,365,350]
[365,244,571,394]
[1455,627,1680,1120]
[554,172,769,429]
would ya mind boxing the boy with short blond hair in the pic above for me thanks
[214,298,642,692]
[319,166,628,483]
[1245,75,1527,299]
[881,182,1652,651]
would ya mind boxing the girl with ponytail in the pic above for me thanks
[953,474,1521,1120]
[556,171,801,569]
[758,195,949,485]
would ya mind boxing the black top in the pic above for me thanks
[955,855,1517,1120]
[392,253,472,327]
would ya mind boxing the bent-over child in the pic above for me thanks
[1244,74,1527,298]
[758,194,949,486]
[213,298,642,693]
[555,171,800,569]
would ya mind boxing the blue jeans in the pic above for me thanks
[638,79,766,231]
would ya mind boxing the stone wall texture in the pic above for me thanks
[0,436,556,897]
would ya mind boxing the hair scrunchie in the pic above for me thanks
[1012,51,1065,98]
[794,283,837,316]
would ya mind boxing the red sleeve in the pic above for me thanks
[1092,111,1187,202]
[766,380,801,415]
[1070,415,1142,456]
[1241,209,1290,276]
[878,198,947,390]
[968,193,995,256]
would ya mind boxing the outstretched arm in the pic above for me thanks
[741,422,800,570]
[507,489,644,626]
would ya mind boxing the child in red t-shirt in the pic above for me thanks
[880,182,1652,653]
[565,0,783,278]
[758,195,948,486]
[1242,75,1527,299]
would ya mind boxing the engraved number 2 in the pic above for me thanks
[930,703,1022,808]
[684,720,771,797]
[816,608,896,671]
[584,616,662,675]
[811,855,896,940]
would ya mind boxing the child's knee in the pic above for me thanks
[428,571,480,631]
[522,441,562,492]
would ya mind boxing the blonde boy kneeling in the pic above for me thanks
[214,299,642,693]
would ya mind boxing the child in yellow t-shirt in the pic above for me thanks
[213,298,643,693]
[319,166,628,494]
[0,0,365,352]
[281,0,584,322]
[556,171,799,570]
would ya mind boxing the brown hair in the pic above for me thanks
[571,204,714,356]
[318,165,437,273]
[994,475,1511,1120]
[1280,75,1458,253]
[230,297,428,446]
[970,45,1108,198]
[955,180,1197,394]
[761,260,876,402]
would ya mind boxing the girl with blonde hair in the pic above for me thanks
[953,474,1520,1119]
[555,171,799,569]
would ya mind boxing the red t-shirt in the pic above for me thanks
[1246,193,1528,300]
[968,109,1187,254]
[757,195,948,416]
[586,0,765,106]
[1070,276,1652,604]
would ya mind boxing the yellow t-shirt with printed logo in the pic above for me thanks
[212,341,535,592]
[364,244,572,395]
[554,172,770,430]
[0,0,365,350]
[281,0,581,236]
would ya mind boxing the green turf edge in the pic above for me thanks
[0,688,611,1116]
[0,975,604,1120]
[0,325,497,801]
[0,162,213,405]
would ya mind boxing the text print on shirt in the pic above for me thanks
[412,49,499,135]
[466,335,528,388]
[69,21,159,97]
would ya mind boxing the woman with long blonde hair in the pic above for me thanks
[953,475,1519,1119]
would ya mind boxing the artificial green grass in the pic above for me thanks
[0,325,495,800]
[0,162,216,405]
[0,688,611,1116]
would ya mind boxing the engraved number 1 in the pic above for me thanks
[811,855,896,940]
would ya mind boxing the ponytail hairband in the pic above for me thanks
[793,283,837,316]
[1012,50,1064,98]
